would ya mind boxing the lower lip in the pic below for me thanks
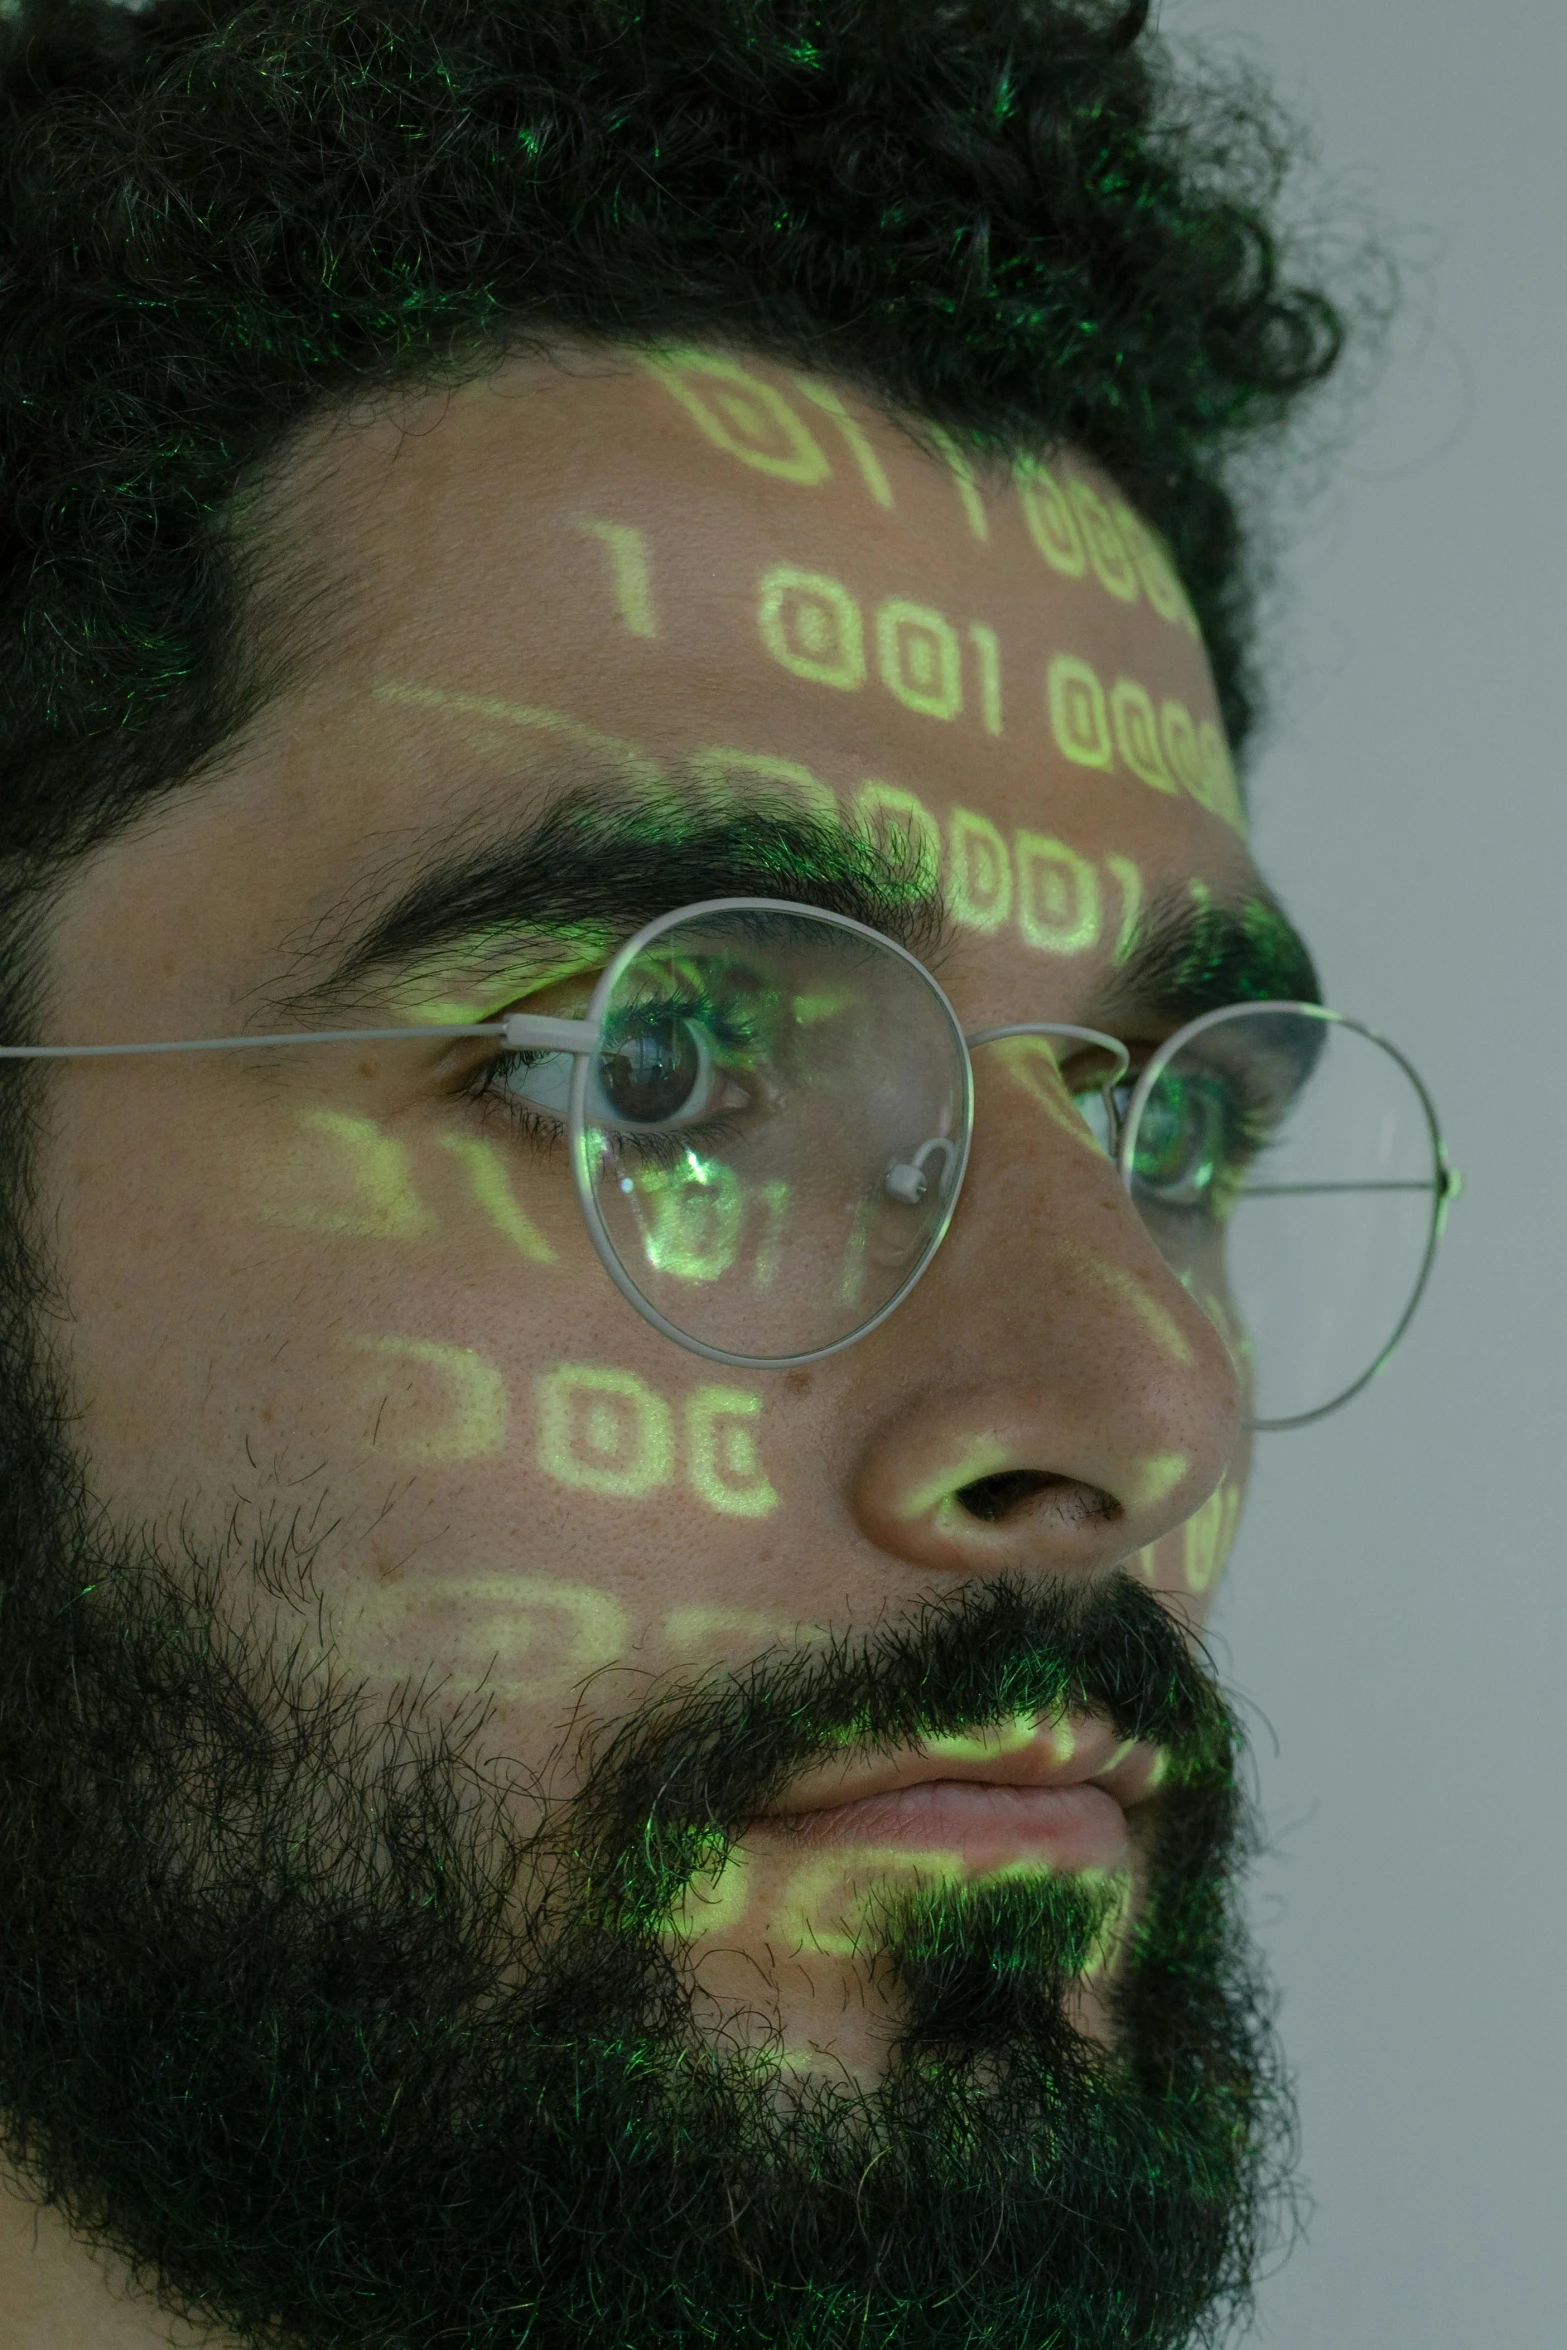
[768,1781,1131,1876]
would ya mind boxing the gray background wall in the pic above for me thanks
[1169,1,1565,2340]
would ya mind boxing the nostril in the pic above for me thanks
[955,1469,1121,1526]
[956,1468,1058,1522]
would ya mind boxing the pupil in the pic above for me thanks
[599,1013,699,1125]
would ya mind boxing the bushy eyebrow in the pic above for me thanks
[1094,882,1322,1031]
[271,773,949,1019]
[267,762,1316,1038]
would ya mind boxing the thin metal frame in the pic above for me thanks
[563,898,974,1370]
[0,899,1458,1423]
[555,898,1133,1371]
[1118,999,1459,1430]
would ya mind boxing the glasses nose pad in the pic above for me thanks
[885,1134,959,1206]
[1075,1084,1120,1160]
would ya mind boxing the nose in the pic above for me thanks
[851,1036,1241,1580]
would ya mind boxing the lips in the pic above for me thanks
[769,1779,1133,1875]
[756,1715,1164,1878]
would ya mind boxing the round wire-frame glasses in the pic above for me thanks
[0,894,1460,1430]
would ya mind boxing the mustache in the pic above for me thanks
[567,1571,1237,1910]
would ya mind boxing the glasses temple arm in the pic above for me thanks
[0,1013,609,1061]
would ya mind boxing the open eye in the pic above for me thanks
[491,1003,744,1139]
[592,1004,716,1129]
[1129,1071,1237,1209]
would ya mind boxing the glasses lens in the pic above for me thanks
[1123,1007,1443,1426]
[575,906,969,1363]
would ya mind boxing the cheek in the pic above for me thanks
[334,1531,820,1779]
[49,1088,835,1746]
[52,1079,598,1481]
[328,1367,821,1709]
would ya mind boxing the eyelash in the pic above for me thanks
[466,1056,768,1183]
[456,1017,1277,1197]
[458,982,760,1169]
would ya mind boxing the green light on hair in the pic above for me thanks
[779,1846,968,1957]
[852,778,943,899]
[688,745,837,825]
[662,1845,753,1941]
[923,1710,1043,1767]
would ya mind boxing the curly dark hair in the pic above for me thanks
[0,0,1352,881]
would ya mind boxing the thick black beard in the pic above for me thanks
[0,1298,1296,2349]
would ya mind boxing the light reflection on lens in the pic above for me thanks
[576,905,970,1367]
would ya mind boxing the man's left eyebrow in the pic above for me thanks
[268,779,947,1021]
[1089,883,1322,1031]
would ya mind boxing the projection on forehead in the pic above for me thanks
[570,515,658,640]
[370,684,1158,976]
[752,562,1238,829]
[623,352,1240,815]
[639,347,1201,632]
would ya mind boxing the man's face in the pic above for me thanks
[2,350,1300,2345]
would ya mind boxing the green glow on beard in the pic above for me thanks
[0,1429,1294,2350]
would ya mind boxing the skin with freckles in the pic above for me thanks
[3,349,1277,2342]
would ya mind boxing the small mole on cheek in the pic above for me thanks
[784,1370,813,1397]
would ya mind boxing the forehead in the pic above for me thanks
[59,347,1261,1017]
[322,348,1243,846]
